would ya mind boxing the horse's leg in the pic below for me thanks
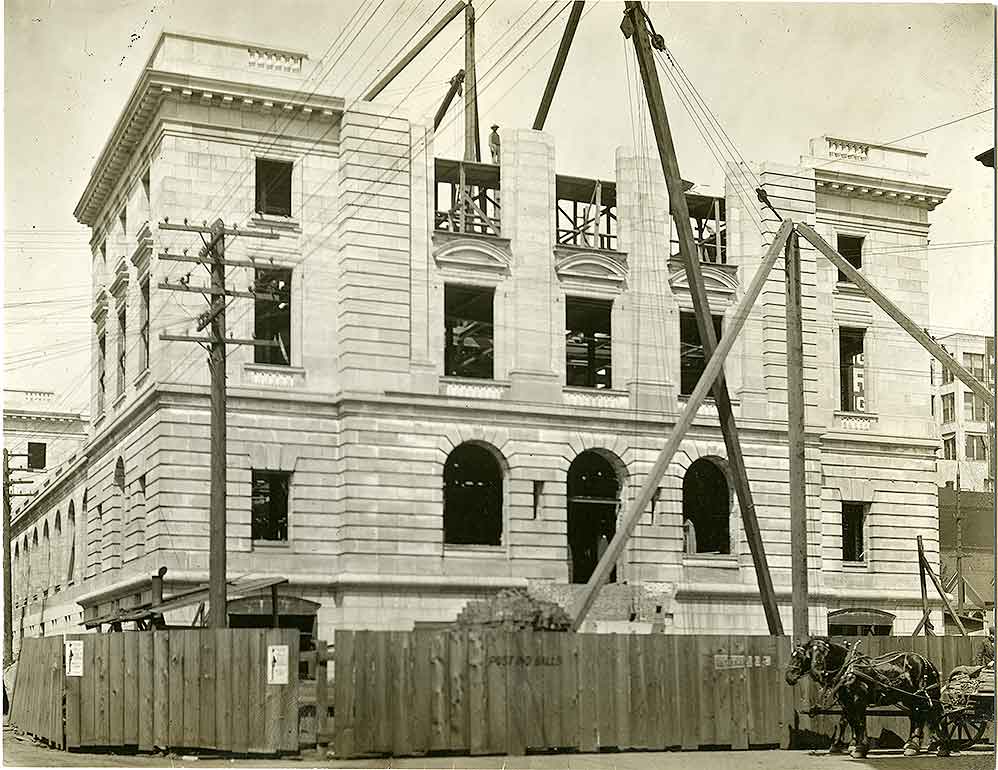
[904,712,923,757]
[827,715,849,755]
[846,693,870,759]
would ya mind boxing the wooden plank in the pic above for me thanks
[654,635,674,750]
[264,628,283,753]
[247,629,265,753]
[375,631,392,754]
[577,634,597,752]
[168,630,184,748]
[628,634,648,749]
[214,629,233,752]
[122,632,139,745]
[429,630,449,752]
[389,632,410,756]
[314,639,330,746]
[282,628,300,753]
[182,631,200,748]
[467,629,487,754]
[504,631,527,755]
[730,635,749,750]
[333,631,355,758]
[558,632,579,750]
[137,631,154,751]
[152,631,170,749]
[613,634,631,749]
[714,635,734,747]
[447,628,467,752]
[411,631,432,756]
[198,630,215,749]
[107,633,125,746]
[95,633,110,746]
[525,631,546,751]
[54,636,66,748]
[65,636,83,748]
[542,633,561,750]
[483,629,507,756]
[595,634,616,749]
[674,635,699,750]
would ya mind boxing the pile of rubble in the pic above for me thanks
[455,588,573,631]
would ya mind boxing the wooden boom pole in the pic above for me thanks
[603,1,784,635]
[532,1,586,130]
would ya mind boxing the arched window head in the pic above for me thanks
[55,511,62,534]
[682,458,730,555]
[443,442,504,546]
[14,543,19,559]
[32,529,38,547]
[115,457,125,490]
[82,490,88,514]
[43,521,50,540]
[68,500,76,523]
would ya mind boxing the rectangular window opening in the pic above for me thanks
[566,297,612,389]
[445,284,495,379]
[255,158,293,217]
[966,433,988,461]
[680,311,723,396]
[140,278,150,372]
[964,392,987,422]
[942,393,955,423]
[942,434,956,460]
[841,501,865,562]
[252,470,290,542]
[117,306,127,395]
[964,353,986,381]
[532,480,544,520]
[839,327,866,412]
[836,234,863,283]
[254,268,292,366]
[26,442,46,470]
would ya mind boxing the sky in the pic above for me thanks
[3,0,995,410]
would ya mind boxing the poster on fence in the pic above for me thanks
[267,644,289,684]
[65,640,83,677]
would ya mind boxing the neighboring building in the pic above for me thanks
[10,33,955,648]
[3,389,88,488]
[931,333,994,492]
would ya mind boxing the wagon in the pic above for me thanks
[937,661,994,750]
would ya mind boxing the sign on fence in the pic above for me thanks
[268,645,289,685]
[64,641,83,677]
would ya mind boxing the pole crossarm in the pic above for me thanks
[797,223,994,408]
[364,0,468,102]
[158,221,280,240]
[159,252,282,270]
[570,219,794,630]
[618,0,783,635]
[159,333,280,347]
[158,282,282,301]
[532,1,585,130]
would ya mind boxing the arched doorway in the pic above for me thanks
[682,458,730,554]
[567,451,621,584]
[443,442,504,546]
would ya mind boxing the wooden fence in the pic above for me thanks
[333,630,993,759]
[9,629,302,754]
[333,630,796,757]
[8,636,66,748]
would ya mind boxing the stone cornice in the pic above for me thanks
[815,168,950,211]
[74,69,345,227]
[109,257,130,298]
[91,288,108,325]
[130,221,153,276]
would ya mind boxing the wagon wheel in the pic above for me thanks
[938,710,989,751]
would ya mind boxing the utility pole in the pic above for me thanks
[464,1,480,162]
[158,218,281,627]
[955,465,964,614]
[784,230,809,642]
[3,448,37,665]
[618,0,783,635]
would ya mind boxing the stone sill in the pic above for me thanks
[244,363,306,389]
[248,214,300,233]
[252,540,291,551]
[834,281,868,297]
[682,555,738,569]
[842,561,868,571]
[443,544,505,557]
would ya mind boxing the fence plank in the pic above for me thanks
[333,631,355,758]
[122,632,139,746]
[577,633,597,752]
[371,631,389,754]
[95,633,110,746]
[168,630,184,748]
[314,639,330,746]
[675,635,699,750]
[628,634,647,749]
[483,629,507,756]
[655,635,675,750]
[263,628,283,753]
[613,634,631,749]
[467,629,487,755]
[282,628,300,753]
[107,633,124,746]
[524,631,545,751]
[429,630,449,753]
[199,630,216,749]
[231,630,250,753]
[153,631,169,749]
[411,630,431,756]
[250,629,268,753]
[182,631,201,748]
[447,628,467,752]
[213,629,231,751]
[595,634,616,749]
[137,631,154,751]
[390,632,410,756]
[730,635,749,750]
[558,633,578,750]
[65,636,82,748]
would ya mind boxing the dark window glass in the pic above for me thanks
[445,285,494,379]
[682,458,730,555]
[942,393,955,422]
[964,353,986,381]
[966,434,988,461]
[252,470,290,542]
[679,311,723,396]
[255,158,293,217]
[839,327,865,412]
[942,435,956,460]
[254,268,292,365]
[98,333,107,412]
[443,443,502,546]
[566,297,612,388]
[26,442,46,470]
[140,279,150,371]
[836,234,863,283]
[841,502,865,562]
[117,307,127,394]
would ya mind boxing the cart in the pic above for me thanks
[937,662,994,750]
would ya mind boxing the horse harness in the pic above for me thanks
[819,645,941,710]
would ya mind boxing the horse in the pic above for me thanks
[785,637,949,758]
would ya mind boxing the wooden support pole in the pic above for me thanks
[464,2,480,162]
[785,230,809,643]
[916,541,931,636]
[619,0,784,635]
[364,0,468,101]
[208,219,228,628]
[956,467,965,613]
[571,219,794,630]
[3,449,13,667]
[797,223,994,408]
[918,535,968,636]
[271,584,280,629]
[532,1,585,130]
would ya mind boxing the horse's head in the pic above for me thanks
[786,638,839,685]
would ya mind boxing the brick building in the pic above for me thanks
[10,32,956,647]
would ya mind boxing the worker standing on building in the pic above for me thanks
[489,124,500,164]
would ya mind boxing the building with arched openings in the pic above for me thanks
[8,32,956,645]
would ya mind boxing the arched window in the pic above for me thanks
[682,458,730,554]
[43,521,51,588]
[55,510,62,535]
[443,443,503,546]
[567,451,622,584]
